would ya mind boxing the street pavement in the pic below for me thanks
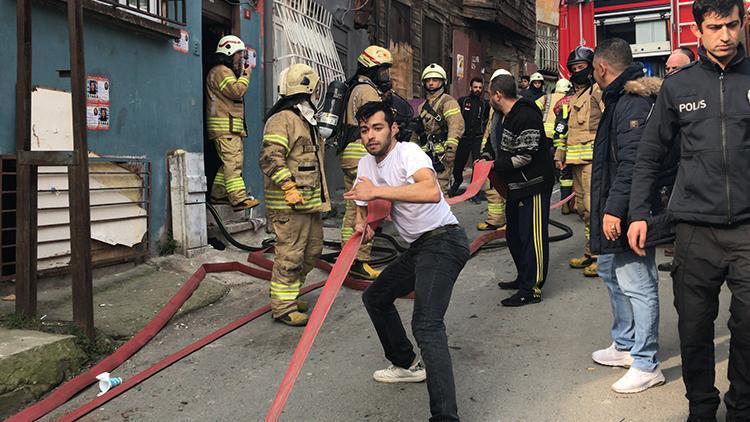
[44,195,733,422]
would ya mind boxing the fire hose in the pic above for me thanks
[8,161,574,421]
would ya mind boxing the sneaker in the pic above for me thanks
[570,255,596,269]
[497,280,520,290]
[349,260,381,280]
[373,360,426,384]
[611,366,665,393]
[592,343,634,367]
[232,197,260,211]
[658,261,674,272]
[274,311,308,327]
[583,262,599,277]
[501,291,541,307]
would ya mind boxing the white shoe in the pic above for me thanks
[592,343,634,368]
[373,360,426,384]
[611,366,665,394]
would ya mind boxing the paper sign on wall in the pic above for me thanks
[173,29,189,54]
[456,54,465,80]
[244,47,257,69]
[86,75,110,131]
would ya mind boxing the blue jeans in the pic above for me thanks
[597,249,660,371]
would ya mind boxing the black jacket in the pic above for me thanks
[590,64,662,255]
[458,94,489,137]
[630,46,750,227]
[520,86,545,102]
[489,98,554,201]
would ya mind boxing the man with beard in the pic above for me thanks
[346,101,470,421]
[450,77,490,195]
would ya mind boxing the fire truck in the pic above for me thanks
[558,0,749,78]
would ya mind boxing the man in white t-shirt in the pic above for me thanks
[344,101,470,422]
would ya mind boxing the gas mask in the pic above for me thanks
[570,65,593,86]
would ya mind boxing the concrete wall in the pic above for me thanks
[0,1,265,248]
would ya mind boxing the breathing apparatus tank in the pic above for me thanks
[318,80,348,141]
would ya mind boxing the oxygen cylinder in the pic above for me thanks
[318,80,347,140]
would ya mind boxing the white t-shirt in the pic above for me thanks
[354,142,459,244]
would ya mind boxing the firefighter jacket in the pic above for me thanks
[417,90,465,155]
[206,64,250,139]
[631,46,750,227]
[563,83,604,164]
[341,76,383,168]
[536,92,566,140]
[551,96,571,149]
[259,107,331,214]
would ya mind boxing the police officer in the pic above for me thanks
[206,35,259,211]
[417,63,465,194]
[451,76,490,196]
[556,46,605,277]
[259,64,329,327]
[628,0,750,418]
[340,45,393,280]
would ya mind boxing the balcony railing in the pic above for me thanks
[92,0,187,26]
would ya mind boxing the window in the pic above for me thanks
[535,23,559,73]
[389,1,411,44]
[422,16,444,74]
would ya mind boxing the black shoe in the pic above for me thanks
[686,415,716,422]
[658,261,674,272]
[501,291,541,307]
[498,280,519,290]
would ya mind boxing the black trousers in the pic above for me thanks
[452,136,482,188]
[362,225,470,422]
[505,190,551,297]
[673,222,750,419]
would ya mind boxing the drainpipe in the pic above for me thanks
[263,0,274,114]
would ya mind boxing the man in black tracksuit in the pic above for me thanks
[451,77,490,195]
[628,1,750,419]
[485,73,554,307]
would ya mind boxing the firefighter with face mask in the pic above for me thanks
[259,64,330,326]
[339,46,392,280]
[417,63,465,194]
[555,46,605,277]
[206,35,260,211]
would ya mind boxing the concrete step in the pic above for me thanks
[0,329,86,417]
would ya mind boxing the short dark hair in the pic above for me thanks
[692,0,744,29]
[355,101,395,126]
[470,76,483,85]
[678,46,696,62]
[594,38,633,72]
[520,75,530,82]
[490,74,517,98]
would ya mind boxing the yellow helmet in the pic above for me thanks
[421,63,447,81]
[216,35,245,57]
[278,63,320,97]
[530,72,544,82]
[358,45,393,68]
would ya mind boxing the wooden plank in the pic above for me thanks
[17,150,78,166]
[15,0,37,318]
[67,0,95,341]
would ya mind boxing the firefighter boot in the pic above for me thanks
[570,255,596,269]
[349,260,381,280]
[232,197,260,211]
[275,311,309,327]
[583,262,599,277]
[477,222,505,231]
[296,299,309,313]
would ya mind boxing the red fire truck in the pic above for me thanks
[558,0,726,78]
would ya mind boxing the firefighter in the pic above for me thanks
[520,72,545,101]
[417,63,465,194]
[555,46,605,277]
[206,35,259,211]
[339,46,392,280]
[258,63,329,327]
[551,82,575,215]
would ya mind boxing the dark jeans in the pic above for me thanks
[673,222,750,419]
[452,136,482,188]
[505,190,551,297]
[362,225,470,422]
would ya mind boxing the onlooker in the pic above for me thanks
[629,0,750,419]
[589,38,665,393]
[519,75,530,91]
[666,48,695,75]
[451,76,490,195]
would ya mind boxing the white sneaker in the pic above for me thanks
[611,366,665,394]
[373,360,426,384]
[592,343,634,368]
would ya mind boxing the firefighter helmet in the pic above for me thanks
[421,63,447,81]
[490,68,512,80]
[278,63,320,97]
[566,46,595,70]
[530,72,544,82]
[555,78,572,94]
[216,35,245,57]
[358,46,393,68]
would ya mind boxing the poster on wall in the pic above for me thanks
[456,54,465,80]
[173,29,189,54]
[244,47,257,69]
[86,75,110,131]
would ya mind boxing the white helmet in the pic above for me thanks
[555,78,572,94]
[216,35,245,57]
[490,69,512,81]
[530,72,544,82]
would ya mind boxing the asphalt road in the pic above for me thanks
[45,197,734,422]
